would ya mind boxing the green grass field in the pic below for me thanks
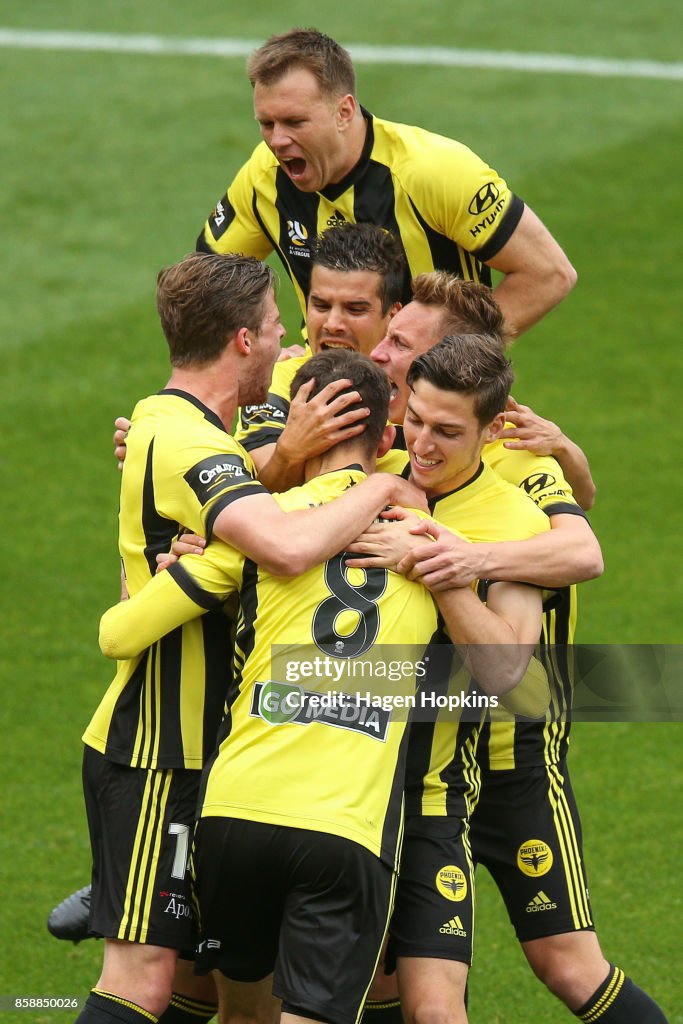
[1,2,681,1021]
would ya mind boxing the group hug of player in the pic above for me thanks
[53,27,668,1024]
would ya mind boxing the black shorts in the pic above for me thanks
[82,745,199,950]
[389,815,475,967]
[469,760,594,942]
[193,817,395,1024]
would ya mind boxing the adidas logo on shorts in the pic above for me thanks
[526,891,558,913]
[439,915,467,936]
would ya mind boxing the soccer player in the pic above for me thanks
[74,255,423,1024]
[197,28,576,339]
[235,221,409,490]
[349,284,668,1022]
[374,334,549,1024]
[435,434,667,1024]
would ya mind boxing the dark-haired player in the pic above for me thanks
[235,221,409,491]
[349,280,667,1023]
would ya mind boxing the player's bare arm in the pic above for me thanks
[476,512,603,587]
[394,513,603,591]
[212,473,427,577]
[436,574,543,696]
[501,397,596,509]
[486,205,577,339]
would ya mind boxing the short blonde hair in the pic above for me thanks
[247,28,356,97]
[411,272,509,344]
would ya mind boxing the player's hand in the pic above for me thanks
[500,396,563,456]
[345,510,425,569]
[173,532,206,556]
[154,533,206,573]
[277,343,307,361]
[378,475,429,514]
[113,416,131,470]
[397,520,485,590]
[277,377,370,463]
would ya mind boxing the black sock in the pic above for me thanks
[158,993,217,1023]
[574,965,669,1023]
[75,990,159,1024]
[361,999,403,1024]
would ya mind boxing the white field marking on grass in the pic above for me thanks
[0,28,682,81]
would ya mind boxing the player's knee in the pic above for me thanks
[529,953,588,1004]
[135,961,178,1017]
[145,977,177,1017]
[104,974,174,1019]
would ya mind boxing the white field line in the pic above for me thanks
[0,28,682,81]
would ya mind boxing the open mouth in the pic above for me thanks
[320,339,357,352]
[411,452,440,470]
[283,157,307,179]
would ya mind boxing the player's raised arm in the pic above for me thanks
[486,205,577,338]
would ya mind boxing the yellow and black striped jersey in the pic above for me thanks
[485,433,584,519]
[405,461,550,818]
[234,352,310,453]
[99,467,438,867]
[83,389,267,771]
[198,110,524,319]
[476,442,587,770]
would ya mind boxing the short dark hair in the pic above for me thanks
[156,252,275,368]
[411,272,509,344]
[312,224,409,313]
[291,350,390,455]
[407,333,514,427]
[247,28,356,97]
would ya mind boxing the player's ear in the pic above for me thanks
[336,94,357,131]
[386,301,402,321]
[234,326,252,356]
[484,412,506,443]
[377,424,396,458]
